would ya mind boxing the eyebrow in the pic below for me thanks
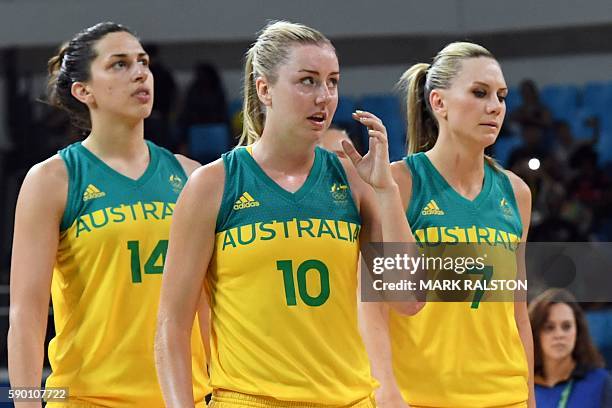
[298,69,340,76]
[473,81,508,91]
[547,319,573,324]
[108,52,149,59]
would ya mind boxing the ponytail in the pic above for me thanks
[239,49,265,146]
[397,63,438,154]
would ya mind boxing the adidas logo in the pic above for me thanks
[83,184,106,201]
[233,192,260,210]
[421,199,445,216]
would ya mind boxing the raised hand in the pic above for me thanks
[342,110,395,192]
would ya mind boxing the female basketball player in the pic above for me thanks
[8,22,210,407]
[376,42,535,407]
[155,21,419,408]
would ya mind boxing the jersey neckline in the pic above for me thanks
[75,140,159,188]
[419,152,493,209]
[238,146,323,203]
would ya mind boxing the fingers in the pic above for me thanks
[353,109,381,122]
[353,110,388,139]
[341,139,362,166]
[367,129,388,145]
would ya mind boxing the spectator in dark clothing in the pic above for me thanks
[508,124,549,170]
[177,62,231,161]
[511,79,553,132]
[568,145,612,225]
[529,188,586,242]
[144,44,177,149]
[179,62,229,132]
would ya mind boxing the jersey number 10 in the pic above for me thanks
[277,260,330,307]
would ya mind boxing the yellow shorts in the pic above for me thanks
[208,390,376,408]
[410,403,527,408]
[46,399,206,407]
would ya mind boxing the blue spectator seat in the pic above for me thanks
[187,123,231,164]
[568,108,599,140]
[586,309,612,369]
[492,135,522,168]
[581,81,612,118]
[540,85,579,121]
[596,130,612,165]
[228,98,242,119]
[357,94,405,160]
[384,117,407,162]
[504,86,522,115]
[333,96,357,126]
[358,94,402,119]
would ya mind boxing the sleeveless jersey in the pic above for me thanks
[390,152,529,407]
[207,146,376,404]
[45,141,210,407]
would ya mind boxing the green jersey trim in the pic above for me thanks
[58,140,184,232]
[420,153,493,209]
[216,146,360,233]
[238,146,324,204]
[75,140,160,188]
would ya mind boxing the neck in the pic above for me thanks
[255,124,317,174]
[83,115,146,159]
[541,356,576,387]
[426,131,486,198]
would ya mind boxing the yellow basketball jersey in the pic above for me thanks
[206,147,376,404]
[390,153,528,407]
[45,141,210,407]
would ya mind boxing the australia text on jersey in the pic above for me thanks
[72,201,175,237]
[414,225,520,251]
[221,218,360,251]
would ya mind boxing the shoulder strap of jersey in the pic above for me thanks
[58,143,84,231]
[404,153,426,225]
[146,140,188,180]
[216,147,244,232]
[494,166,524,237]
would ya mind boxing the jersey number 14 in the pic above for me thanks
[127,240,168,283]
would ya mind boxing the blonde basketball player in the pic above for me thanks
[8,22,210,407]
[368,42,535,407]
[155,21,421,408]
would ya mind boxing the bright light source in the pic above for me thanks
[528,158,540,170]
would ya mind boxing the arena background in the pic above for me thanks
[1,0,611,398]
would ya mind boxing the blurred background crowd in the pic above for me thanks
[0,0,611,403]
